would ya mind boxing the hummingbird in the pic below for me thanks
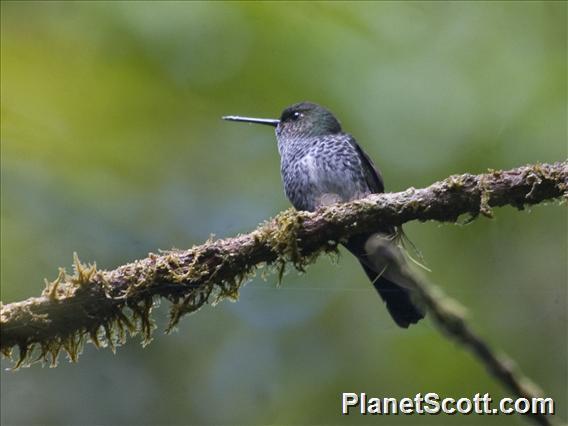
[223,102,424,328]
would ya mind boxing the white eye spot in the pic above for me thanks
[292,112,302,120]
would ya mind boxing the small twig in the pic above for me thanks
[418,279,554,426]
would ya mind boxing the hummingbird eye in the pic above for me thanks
[280,109,304,123]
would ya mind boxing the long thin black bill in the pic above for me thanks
[222,115,280,127]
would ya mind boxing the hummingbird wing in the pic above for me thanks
[343,135,425,327]
[345,134,385,194]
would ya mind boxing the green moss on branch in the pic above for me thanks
[1,161,566,369]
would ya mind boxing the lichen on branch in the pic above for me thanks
[1,161,566,370]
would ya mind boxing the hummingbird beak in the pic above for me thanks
[222,115,280,127]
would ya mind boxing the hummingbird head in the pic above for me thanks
[276,102,342,138]
[222,101,342,139]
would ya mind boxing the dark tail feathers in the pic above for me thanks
[345,234,425,328]
[359,262,424,328]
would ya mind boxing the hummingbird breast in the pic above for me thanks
[278,134,372,212]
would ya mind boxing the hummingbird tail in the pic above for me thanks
[359,262,425,328]
[345,233,425,328]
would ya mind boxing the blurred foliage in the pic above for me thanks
[1,1,566,425]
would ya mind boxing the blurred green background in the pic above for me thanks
[1,1,566,425]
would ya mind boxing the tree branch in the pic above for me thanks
[422,283,555,426]
[1,162,566,424]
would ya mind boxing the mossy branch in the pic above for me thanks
[421,284,556,426]
[1,161,566,424]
